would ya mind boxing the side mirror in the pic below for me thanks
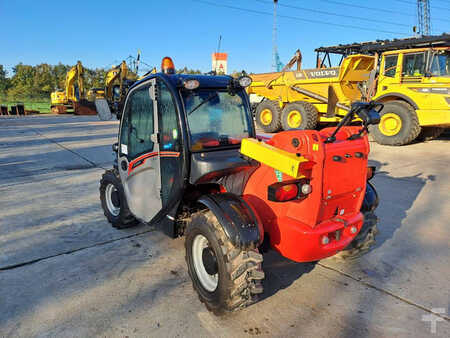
[351,101,382,126]
[358,106,381,126]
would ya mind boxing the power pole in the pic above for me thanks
[217,35,222,54]
[417,0,431,36]
[272,0,278,72]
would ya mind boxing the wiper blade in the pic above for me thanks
[188,93,218,115]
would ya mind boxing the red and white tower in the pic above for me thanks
[212,53,228,75]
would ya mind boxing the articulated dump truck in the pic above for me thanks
[248,54,375,133]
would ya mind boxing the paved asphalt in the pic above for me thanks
[0,115,449,337]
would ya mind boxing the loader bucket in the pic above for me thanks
[95,98,112,121]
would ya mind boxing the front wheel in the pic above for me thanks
[185,210,264,315]
[369,101,421,146]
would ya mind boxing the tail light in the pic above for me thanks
[275,184,298,201]
[268,179,311,202]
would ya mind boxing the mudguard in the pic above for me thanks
[361,181,379,213]
[197,193,262,249]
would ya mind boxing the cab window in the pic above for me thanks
[384,55,398,77]
[430,51,450,76]
[157,79,183,206]
[402,53,425,77]
[122,85,155,158]
[183,90,250,151]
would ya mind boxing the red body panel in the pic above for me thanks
[243,127,370,262]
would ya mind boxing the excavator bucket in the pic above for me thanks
[73,100,98,116]
[95,98,113,121]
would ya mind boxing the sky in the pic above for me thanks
[1,0,449,75]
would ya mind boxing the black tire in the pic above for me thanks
[185,209,264,315]
[369,101,421,146]
[417,127,445,141]
[333,212,378,260]
[281,101,318,130]
[255,100,282,133]
[99,169,138,229]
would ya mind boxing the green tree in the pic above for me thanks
[85,68,107,89]
[51,63,70,90]
[33,63,53,98]
[0,65,10,96]
[7,63,35,99]
[177,67,202,74]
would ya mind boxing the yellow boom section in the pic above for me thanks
[240,138,308,179]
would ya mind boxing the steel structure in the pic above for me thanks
[272,0,283,71]
[314,34,450,67]
[417,0,431,36]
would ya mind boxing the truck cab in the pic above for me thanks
[114,71,255,234]
[372,47,450,144]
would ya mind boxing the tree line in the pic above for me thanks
[0,63,204,101]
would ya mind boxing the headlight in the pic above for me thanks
[238,76,252,88]
[183,79,200,90]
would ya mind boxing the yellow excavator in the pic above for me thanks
[96,54,157,120]
[50,61,97,115]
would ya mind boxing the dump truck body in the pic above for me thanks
[248,55,375,132]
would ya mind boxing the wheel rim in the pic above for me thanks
[379,113,402,136]
[105,183,120,216]
[260,109,273,125]
[287,110,302,128]
[192,234,219,292]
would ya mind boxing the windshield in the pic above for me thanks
[430,51,450,76]
[182,89,251,151]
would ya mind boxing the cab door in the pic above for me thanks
[377,53,400,95]
[117,78,162,222]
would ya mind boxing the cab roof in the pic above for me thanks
[131,73,234,91]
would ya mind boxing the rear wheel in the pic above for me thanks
[369,101,421,146]
[281,101,318,130]
[185,210,264,315]
[100,169,138,229]
[255,100,282,133]
[417,127,445,141]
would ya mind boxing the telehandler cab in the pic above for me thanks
[99,57,381,315]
